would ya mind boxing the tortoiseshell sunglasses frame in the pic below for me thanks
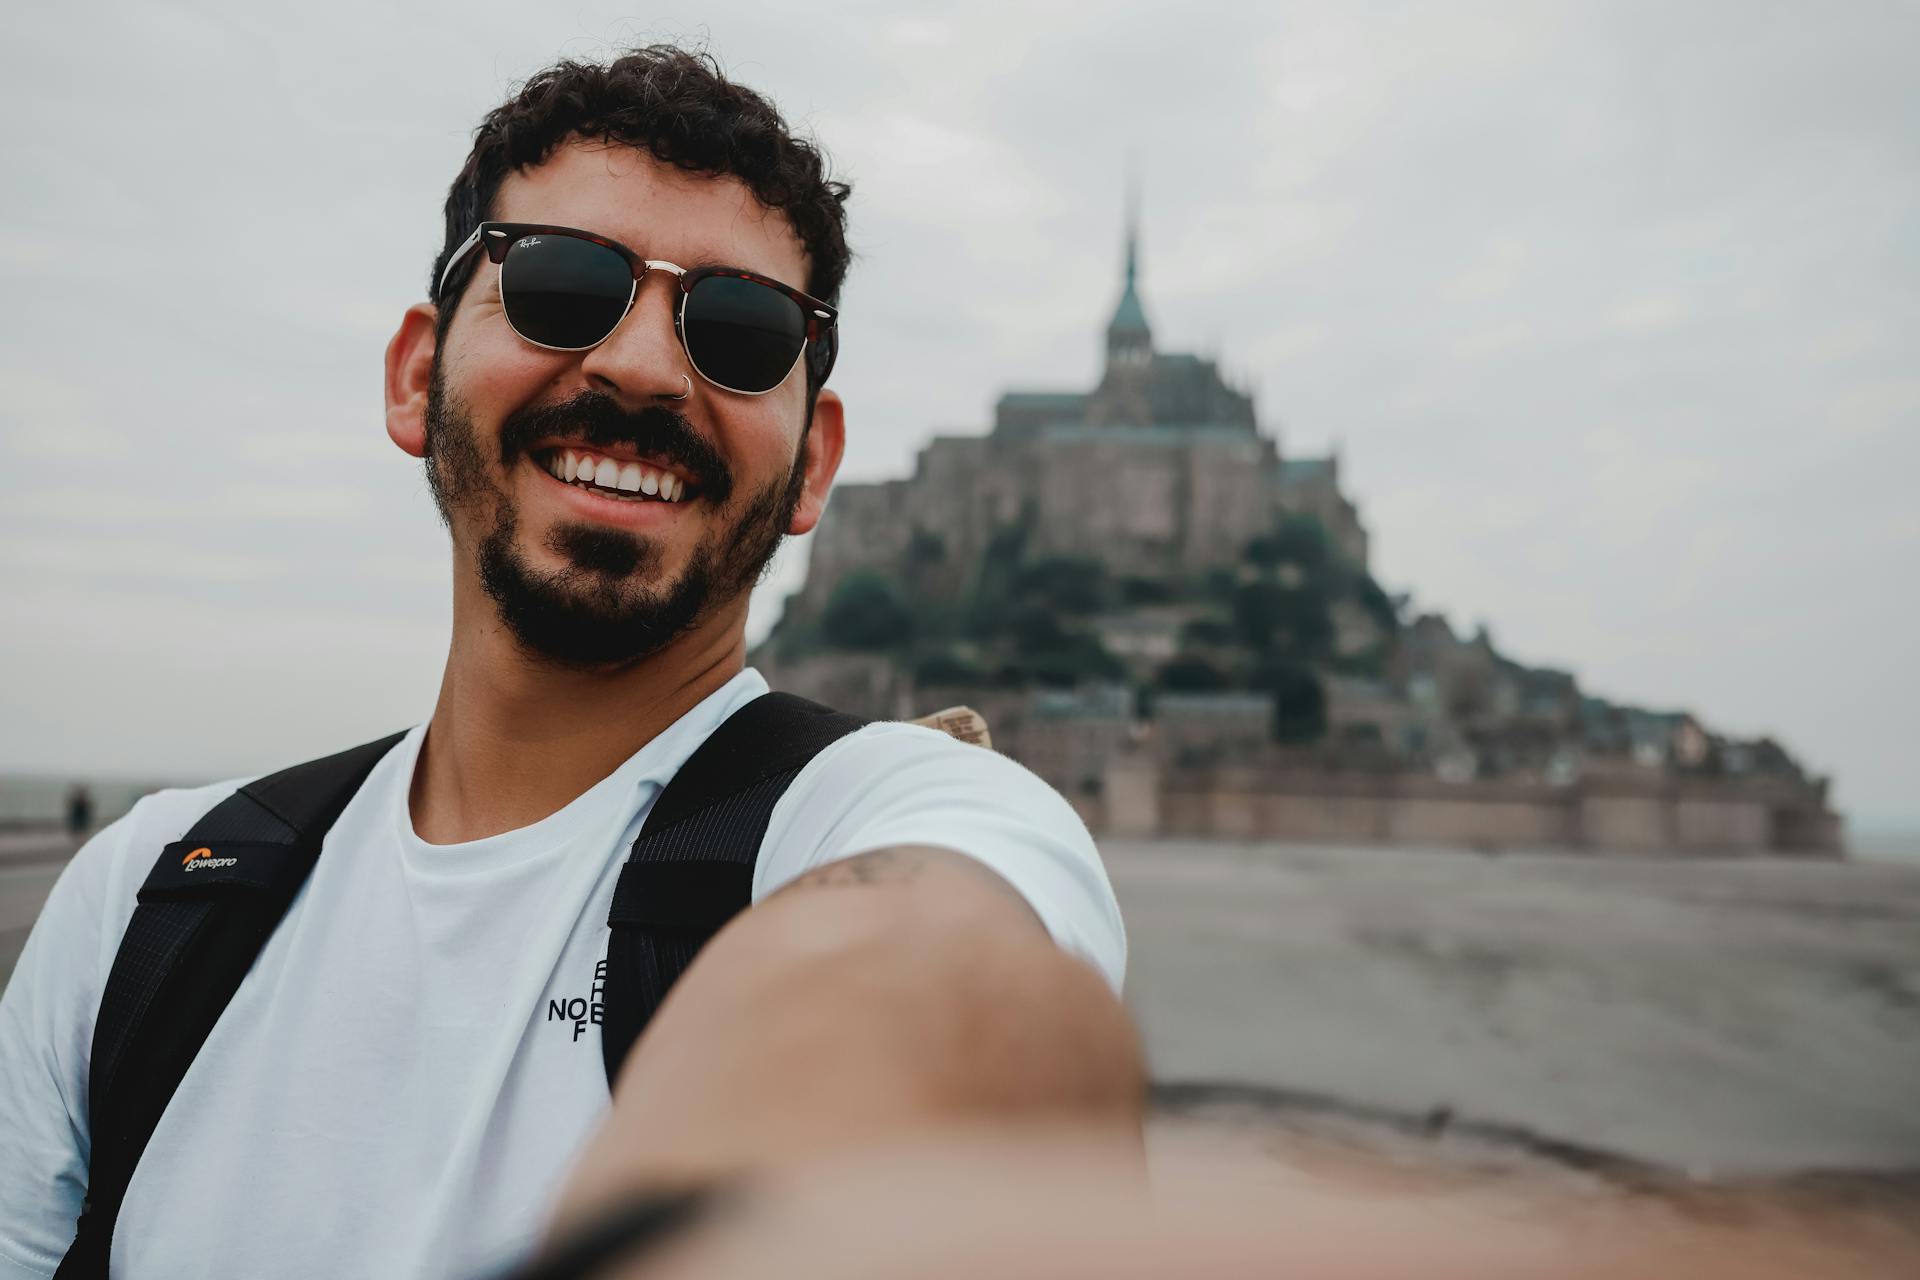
[436,221,839,394]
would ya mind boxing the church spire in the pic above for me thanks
[1106,164,1152,366]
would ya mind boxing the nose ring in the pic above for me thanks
[666,374,692,401]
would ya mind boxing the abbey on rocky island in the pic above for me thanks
[757,207,1840,856]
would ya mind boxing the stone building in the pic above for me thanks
[756,206,1844,856]
[786,211,1368,621]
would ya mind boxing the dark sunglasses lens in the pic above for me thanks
[500,234,632,348]
[683,275,808,392]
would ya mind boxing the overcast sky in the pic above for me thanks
[2,1,1915,829]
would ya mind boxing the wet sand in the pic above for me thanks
[1109,839,1920,1174]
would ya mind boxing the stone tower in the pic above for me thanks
[782,192,1370,622]
[1104,188,1152,367]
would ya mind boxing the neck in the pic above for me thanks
[410,574,750,845]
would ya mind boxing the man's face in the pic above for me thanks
[423,141,821,668]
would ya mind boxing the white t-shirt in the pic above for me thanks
[0,668,1125,1279]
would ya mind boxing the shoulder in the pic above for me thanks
[774,720,1092,849]
[755,720,1127,992]
[816,721,1081,811]
[51,778,253,965]
[114,777,256,842]
[1,778,249,1075]
[82,778,254,880]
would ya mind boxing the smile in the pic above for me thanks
[534,447,697,503]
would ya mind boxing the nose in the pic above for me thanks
[577,270,693,408]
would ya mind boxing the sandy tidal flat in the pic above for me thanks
[1108,839,1920,1174]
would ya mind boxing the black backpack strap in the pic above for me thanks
[600,693,867,1087]
[59,732,405,1280]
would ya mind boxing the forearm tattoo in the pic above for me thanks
[786,845,1038,924]
[790,845,935,890]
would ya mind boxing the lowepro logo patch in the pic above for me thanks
[181,846,238,872]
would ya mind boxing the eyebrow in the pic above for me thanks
[626,236,791,285]
[674,253,798,288]
[679,255,745,274]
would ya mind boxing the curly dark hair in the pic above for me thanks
[429,44,851,390]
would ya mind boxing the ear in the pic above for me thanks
[384,302,439,458]
[787,388,846,538]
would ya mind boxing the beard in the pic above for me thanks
[423,360,809,670]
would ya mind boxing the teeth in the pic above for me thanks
[541,449,692,503]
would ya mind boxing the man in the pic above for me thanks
[0,46,1137,1279]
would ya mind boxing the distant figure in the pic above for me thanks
[64,784,93,839]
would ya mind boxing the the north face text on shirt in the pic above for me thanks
[546,959,606,1041]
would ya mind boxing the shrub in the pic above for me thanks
[1156,655,1230,692]
[821,570,914,651]
[1251,659,1327,743]
[1016,556,1111,615]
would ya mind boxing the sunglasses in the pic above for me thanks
[436,222,838,396]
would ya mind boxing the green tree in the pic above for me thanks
[1269,514,1336,567]
[913,650,985,685]
[1332,643,1389,680]
[1252,658,1328,744]
[904,527,947,566]
[1232,580,1335,661]
[1026,633,1128,687]
[1016,557,1111,616]
[1232,514,1358,664]
[964,523,1031,639]
[1009,603,1067,650]
[1119,575,1173,606]
[1156,655,1229,692]
[1180,615,1236,648]
[821,570,914,652]
[1354,573,1399,632]
[1201,566,1239,602]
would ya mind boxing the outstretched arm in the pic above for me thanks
[550,843,1146,1234]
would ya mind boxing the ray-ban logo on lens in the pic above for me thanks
[182,846,237,872]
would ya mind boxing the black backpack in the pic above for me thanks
[58,692,869,1279]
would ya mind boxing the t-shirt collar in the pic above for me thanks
[387,666,771,874]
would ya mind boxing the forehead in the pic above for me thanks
[492,139,810,290]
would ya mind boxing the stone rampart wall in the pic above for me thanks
[1104,765,1841,856]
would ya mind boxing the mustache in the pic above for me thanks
[498,390,732,504]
